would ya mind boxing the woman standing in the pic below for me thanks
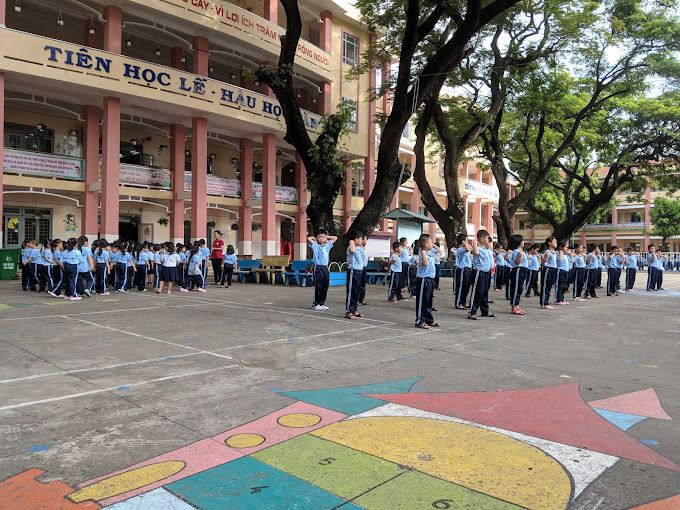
[210,230,225,285]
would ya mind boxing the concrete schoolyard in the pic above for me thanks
[0,274,679,509]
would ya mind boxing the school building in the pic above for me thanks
[0,0,502,258]
[514,185,680,252]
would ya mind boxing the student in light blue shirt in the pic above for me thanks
[493,243,507,291]
[506,235,529,315]
[415,234,438,328]
[198,239,211,289]
[606,246,623,296]
[307,229,337,310]
[398,237,412,290]
[135,245,149,292]
[20,241,33,291]
[93,240,111,295]
[36,240,54,293]
[540,236,558,309]
[220,244,238,288]
[62,238,83,300]
[345,231,365,319]
[452,234,472,309]
[655,251,665,290]
[554,240,571,305]
[357,236,370,306]
[387,242,403,302]
[186,245,207,292]
[76,236,95,297]
[625,247,638,292]
[524,244,541,298]
[468,230,495,320]
[123,242,137,291]
[572,244,586,299]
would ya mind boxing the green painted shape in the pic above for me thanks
[277,377,421,415]
[354,470,524,510]
[253,434,405,500]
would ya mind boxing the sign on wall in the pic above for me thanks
[3,149,84,180]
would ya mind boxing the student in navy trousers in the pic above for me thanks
[540,236,558,310]
[452,234,472,310]
[507,234,528,316]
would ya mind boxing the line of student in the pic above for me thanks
[20,237,240,299]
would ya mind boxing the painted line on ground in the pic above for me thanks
[0,364,239,411]
[0,302,206,322]
[63,316,235,360]
[301,330,433,354]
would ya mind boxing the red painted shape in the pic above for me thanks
[629,494,680,510]
[589,388,672,420]
[366,383,680,472]
[0,468,100,510]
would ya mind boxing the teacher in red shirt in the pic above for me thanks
[210,231,225,284]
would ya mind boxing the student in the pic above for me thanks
[76,236,95,297]
[184,244,206,292]
[152,244,162,289]
[134,244,148,292]
[566,247,575,294]
[34,239,52,293]
[307,229,337,311]
[596,250,604,288]
[408,244,419,297]
[493,242,507,291]
[20,241,32,291]
[625,247,638,292]
[62,238,83,300]
[646,244,658,291]
[114,242,129,292]
[157,243,180,294]
[93,240,111,295]
[584,244,599,299]
[572,244,586,300]
[415,234,438,329]
[387,242,403,302]
[198,239,211,289]
[656,251,665,290]
[507,234,528,316]
[177,244,187,289]
[468,230,495,320]
[431,241,443,292]
[452,234,472,310]
[26,239,40,292]
[540,236,558,310]
[525,244,540,297]
[220,245,238,288]
[555,240,570,305]
[399,237,412,292]
[345,231,364,320]
[607,246,623,296]
[358,236,369,306]
[49,239,64,297]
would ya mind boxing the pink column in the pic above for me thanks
[190,117,208,241]
[261,133,277,256]
[484,202,493,237]
[390,192,399,242]
[238,139,254,257]
[170,124,186,243]
[82,105,100,241]
[319,11,333,115]
[0,73,4,248]
[193,36,209,76]
[610,205,618,246]
[472,198,482,233]
[343,162,353,231]
[171,47,185,70]
[320,82,332,115]
[409,155,419,212]
[103,6,122,53]
[0,0,5,25]
[294,157,308,260]
[580,230,587,245]
[264,0,278,22]
[101,97,120,240]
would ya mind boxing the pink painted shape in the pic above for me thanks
[212,401,347,455]
[367,382,680,472]
[82,439,242,506]
[589,388,672,421]
[630,494,680,510]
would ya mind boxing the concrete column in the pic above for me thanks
[390,192,399,242]
[101,96,120,240]
[343,162,353,231]
[0,73,4,248]
[264,0,277,22]
[171,47,185,70]
[580,230,587,245]
[261,133,277,256]
[472,198,482,233]
[320,11,333,51]
[294,156,308,260]
[610,205,618,246]
[484,202,493,237]
[410,186,420,213]
[170,123,186,244]
[320,82,332,115]
[428,215,436,239]
[190,117,208,241]
[193,36,209,76]
[238,138,254,256]
[0,0,5,25]
[82,105,100,241]
[103,6,122,53]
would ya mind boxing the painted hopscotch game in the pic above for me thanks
[1,378,679,509]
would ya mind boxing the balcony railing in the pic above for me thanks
[583,222,648,231]
[3,149,84,180]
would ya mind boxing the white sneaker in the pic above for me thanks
[197,288,207,293]
[47,291,56,298]
[313,305,324,311]
[321,305,330,310]
[102,292,110,296]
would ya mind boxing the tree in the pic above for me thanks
[412,0,584,249]
[481,0,680,243]
[256,0,523,244]
[651,197,680,249]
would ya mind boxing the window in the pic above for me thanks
[630,212,642,222]
[342,33,359,67]
[343,97,358,130]
[2,207,52,248]
[4,123,54,153]
[518,220,526,230]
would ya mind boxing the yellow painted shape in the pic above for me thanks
[277,413,322,428]
[68,460,185,503]
[311,417,571,510]
[0,304,11,311]
[225,433,266,448]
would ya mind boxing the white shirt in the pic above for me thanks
[162,253,181,267]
